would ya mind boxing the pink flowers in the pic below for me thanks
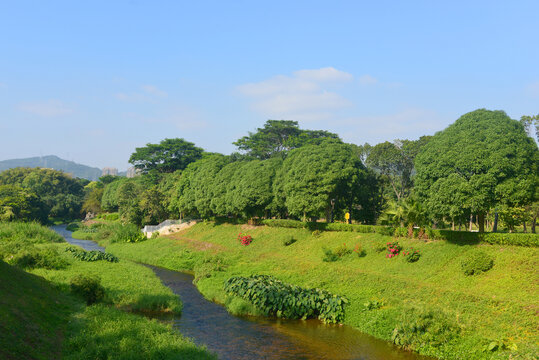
[237,233,253,246]
[386,241,402,258]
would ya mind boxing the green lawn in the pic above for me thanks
[105,222,539,360]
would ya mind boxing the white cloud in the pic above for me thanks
[293,67,353,82]
[141,85,167,97]
[18,100,73,117]
[237,67,353,122]
[358,74,378,85]
[114,84,167,102]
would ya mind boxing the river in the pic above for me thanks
[52,225,432,360]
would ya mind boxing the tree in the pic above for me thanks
[273,142,369,221]
[129,138,204,174]
[415,109,539,232]
[520,114,539,142]
[233,120,340,159]
[0,185,45,222]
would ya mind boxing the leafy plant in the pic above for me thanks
[282,236,297,246]
[403,248,421,263]
[224,275,348,323]
[237,233,253,246]
[353,243,367,257]
[461,250,494,275]
[65,247,119,263]
[386,241,402,258]
[482,338,518,352]
[6,246,68,270]
[70,274,105,305]
[311,230,322,238]
[322,243,352,262]
[363,299,383,311]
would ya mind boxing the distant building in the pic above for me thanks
[126,166,140,178]
[102,167,118,176]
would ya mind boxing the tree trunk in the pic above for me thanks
[478,213,485,233]
[523,222,527,233]
[532,216,536,234]
[469,214,473,231]
[493,212,498,232]
[452,221,455,231]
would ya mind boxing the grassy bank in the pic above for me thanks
[104,222,539,360]
[0,222,216,359]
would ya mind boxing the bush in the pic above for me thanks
[386,241,402,259]
[150,231,160,239]
[353,243,367,257]
[66,222,81,232]
[65,247,119,262]
[322,243,352,262]
[403,248,421,263]
[224,275,348,323]
[261,219,305,228]
[461,250,494,276]
[97,212,120,221]
[311,230,322,238]
[6,246,68,270]
[282,236,297,246]
[70,274,105,305]
[106,223,145,243]
[237,233,253,246]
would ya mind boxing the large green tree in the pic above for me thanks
[233,120,340,159]
[415,109,539,232]
[129,138,204,173]
[273,141,370,221]
[0,185,45,222]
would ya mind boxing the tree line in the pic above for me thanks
[1,109,537,232]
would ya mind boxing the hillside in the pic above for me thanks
[0,155,102,180]
[104,222,539,360]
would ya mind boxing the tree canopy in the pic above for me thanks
[415,109,539,231]
[129,138,204,173]
[233,120,340,159]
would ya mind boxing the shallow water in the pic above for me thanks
[53,225,431,360]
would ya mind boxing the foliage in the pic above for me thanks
[129,138,204,174]
[233,119,341,159]
[66,221,81,231]
[482,338,518,353]
[224,275,348,323]
[81,186,103,214]
[392,309,461,352]
[520,114,539,142]
[461,250,494,275]
[0,167,85,221]
[274,141,371,221]
[193,254,227,283]
[363,299,384,311]
[322,243,352,262]
[498,206,530,232]
[107,223,146,243]
[0,184,45,222]
[101,178,127,212]
[353,243,367,257]
[237,233,253,246]
[96,212,120,221]
[69,274,105,305]
[415,109,538,230]
[0,221,64,243]
[403,248,421,263]
[385,241,402,258]
[65,246,119,262]
[6,246,68,270]
[282,236,297,246]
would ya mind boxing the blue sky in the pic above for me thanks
[1,0,538,170]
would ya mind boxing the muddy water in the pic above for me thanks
[54,225,432,360]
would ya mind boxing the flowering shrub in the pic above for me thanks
[353,243,367,257]
[386,241,402,258]
[237,233,253,246]
[403,248,421,263]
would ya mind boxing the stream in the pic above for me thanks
[52,225,432,360]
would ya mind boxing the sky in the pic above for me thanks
[1,0,538,170]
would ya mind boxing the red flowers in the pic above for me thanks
[386,241,402,258]
[237,233,253,246]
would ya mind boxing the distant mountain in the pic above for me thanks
[0,155,103,181]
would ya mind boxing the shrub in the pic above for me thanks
[107,223,145,243]
[65,247,119,263]
[224,275,348,323]
[392,309,461,351]
[7,246,68,270]
[403,248,421,263]
[363,299,383,311]
[282,236,297,246]
[237,233,252,246]
[311,230,322,238]
[461,250,494,275]
[386,241,402,258]
[70,274,105,305]
[150,231,160,239]
[66,222,81,232]
[322,243,352,262]
[353,243,367,257]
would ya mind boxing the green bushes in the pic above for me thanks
[224,275,348,323]
[96,212,120,221]
[66,221,81,232]
[0,221,64,243]
[322,243,352,262]
[261,219,539,247]
[65,247,119,263]
[461,251,494,275]
[70,274,105,305]
[282,236,297,246]
[6,246,68,270]
[108,223,146,243]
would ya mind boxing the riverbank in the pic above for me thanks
[0,222,216,359]
[102,221,538,360]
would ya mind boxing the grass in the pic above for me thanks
[104,221,539,360]
[0,221,216,359]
